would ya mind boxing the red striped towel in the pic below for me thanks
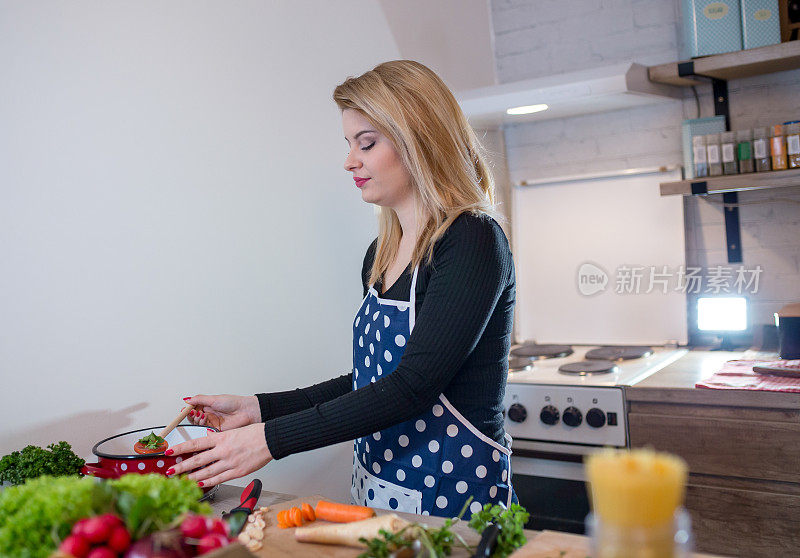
[695,360,800,392]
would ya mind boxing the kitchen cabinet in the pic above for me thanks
[627,351,800,556]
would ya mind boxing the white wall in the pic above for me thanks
[0,0,402,502]
[379,0,497,90]
[490,0,800,334]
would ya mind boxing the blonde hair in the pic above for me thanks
[333,60,501,287]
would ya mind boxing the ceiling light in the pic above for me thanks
[506,104,548,116]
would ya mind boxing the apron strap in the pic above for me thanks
[409,265,419,332]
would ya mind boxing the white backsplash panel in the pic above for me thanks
[512,168,688,345]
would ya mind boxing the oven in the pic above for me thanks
[503,344,687,533]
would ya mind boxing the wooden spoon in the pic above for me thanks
[159,404,195,439]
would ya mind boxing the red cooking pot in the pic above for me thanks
[81,425,218,497]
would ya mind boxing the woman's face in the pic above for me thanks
[342,108,413,208]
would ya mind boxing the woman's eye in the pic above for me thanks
[361,142,375,151]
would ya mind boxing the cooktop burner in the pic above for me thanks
[510,343,574,359]
[558,360,619,375]
[508,356,534,373]
[584,345,653,361]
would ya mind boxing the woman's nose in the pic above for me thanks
[344,148,361,172]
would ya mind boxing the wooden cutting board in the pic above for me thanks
[240,495,484,557]
[509,530,590,557]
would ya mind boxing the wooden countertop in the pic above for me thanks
[626,350,800,408]
[207,487,722,557]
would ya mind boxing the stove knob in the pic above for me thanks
[539,405,560,425]
[507,403,528,423]
[562,406,582,427]
[586,408,606,428]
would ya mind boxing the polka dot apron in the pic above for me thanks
[350,265,515,518]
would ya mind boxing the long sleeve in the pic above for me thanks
[264,214,513,459]
[255,374,352,422]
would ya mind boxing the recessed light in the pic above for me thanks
[506,104,549,115]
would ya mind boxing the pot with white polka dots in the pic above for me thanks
[81,425,217,493]
[351,266,516,518]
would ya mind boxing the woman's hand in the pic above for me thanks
[166,423,272,488]
[183,394,260,432]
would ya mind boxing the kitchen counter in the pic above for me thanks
[207,486,721,557]
[625,349,800,556]
[626,349,800,408]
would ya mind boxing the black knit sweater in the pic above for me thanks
[257,212,515,459]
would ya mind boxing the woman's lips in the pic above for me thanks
[354,177,370,188]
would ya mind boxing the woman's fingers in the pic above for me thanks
[171,424,272,487]
[194,468,242,489]
[187,459,229,483]
[168,432,215,457]
[169,446,219,476]
[183,394,217,408]
[204,413,222,431]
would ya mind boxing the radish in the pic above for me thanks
[123,531,191,558]
[72,518,90,537]
[108,525,132,553]
[179,515,207,539]
[197,533,228,554]
[204,518,227,537]
[59,534,90,558]
[83,516,113,544]
[86,548,117,558]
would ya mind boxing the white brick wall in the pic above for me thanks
[491,0,800,336]
[492,0,680,82]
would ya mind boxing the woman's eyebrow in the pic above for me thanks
[346,129,377,143]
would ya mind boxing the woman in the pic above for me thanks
[169,60,516,518]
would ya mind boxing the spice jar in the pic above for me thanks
[692,135,708,178]
[786,122,800,169]
[771,124,787,170]
[721,131,738,175]
[706,133,722,176]
[737,129,754,174]
[753,127,771,172]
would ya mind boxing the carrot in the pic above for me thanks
[290,506,304,527]
[301,502,316,522]
[295,514,410,548]
[277,510,288,525]
[314,500,375,523]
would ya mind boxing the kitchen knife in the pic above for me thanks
[222,479,262,536]
[472,523,500,558]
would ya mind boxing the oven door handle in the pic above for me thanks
[512,448,585,463]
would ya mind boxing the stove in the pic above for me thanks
[504,343,685,448]
[503,343,687,533]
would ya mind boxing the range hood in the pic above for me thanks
[456,63,682,127]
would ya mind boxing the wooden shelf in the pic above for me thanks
[649,41,800,87]
[660,168,800,196]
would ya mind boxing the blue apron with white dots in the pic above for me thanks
[350,265,515,518]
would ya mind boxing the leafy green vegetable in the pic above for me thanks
[0,476,110,558]
[358,498,473,557]
[136,431,167,450]
[113,473,211,539]
[0,473,211,558]
[468,502,530,558]
[0,441,85,485]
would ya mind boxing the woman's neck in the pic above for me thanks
[393,196,418,245]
